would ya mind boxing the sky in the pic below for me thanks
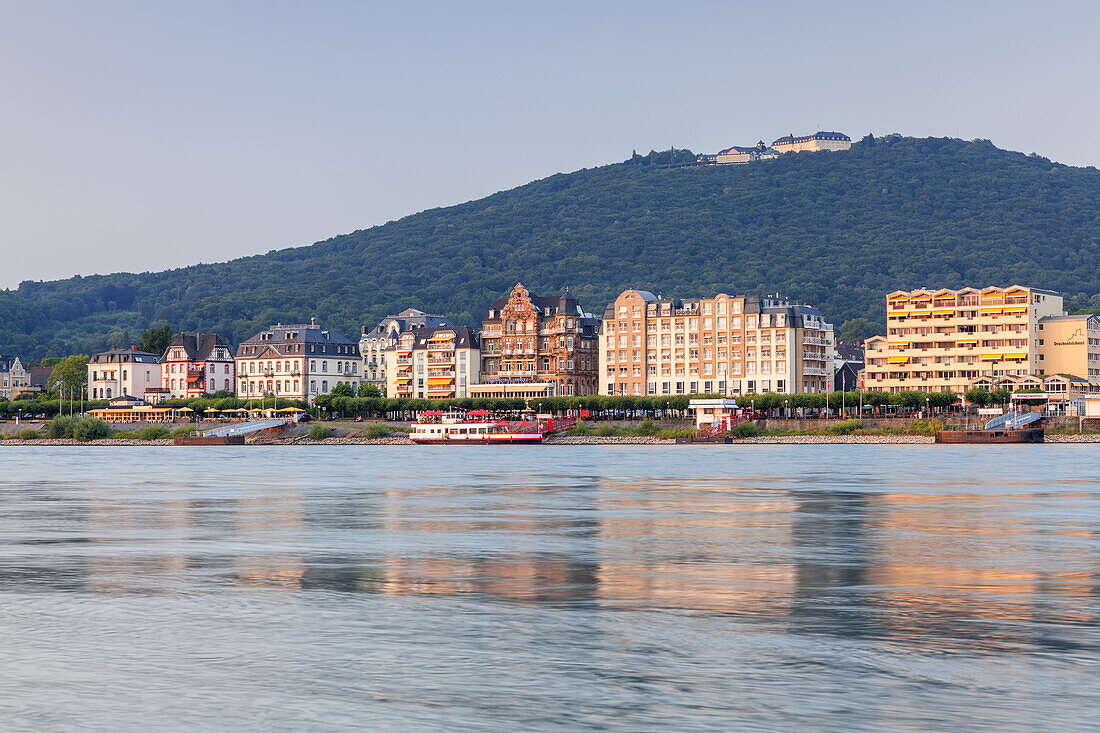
[1,0,1098,289]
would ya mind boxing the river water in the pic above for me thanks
[1,445,1098,731]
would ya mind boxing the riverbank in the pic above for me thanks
[13,433,1100,445]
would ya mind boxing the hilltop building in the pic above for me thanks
[88,347,161,400]
[235,321,360,403]
[360,309,451,393]
[385,325,480,400]
[771,131,852,154]
[715,141,780,165]
[599,290,834,397]
[477,284,601,398]
[160,332,235,398]
[862,286,1100,404]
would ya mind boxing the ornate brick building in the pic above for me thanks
[479,284,600,397]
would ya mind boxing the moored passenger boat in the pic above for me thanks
[410,410,544,444]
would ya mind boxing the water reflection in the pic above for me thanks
[3,447,1099,657]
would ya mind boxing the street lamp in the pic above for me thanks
[784,399,789,419]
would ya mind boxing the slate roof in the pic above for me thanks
[163,332,231,361]
[88,347,160,365]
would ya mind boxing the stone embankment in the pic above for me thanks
[1044,434,1100,443]
[545,435,676,445]
[2,438,175,446]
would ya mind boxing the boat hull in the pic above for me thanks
[410,434,543,445]
[934,428,1044,444]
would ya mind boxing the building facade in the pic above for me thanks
[599,290,834,397]
[235,321,360,403]
[0,356,29,399]
[88,348,161,400]
[359,309,451,392]
[862,286,1066,394]
[771,131,851,154]
[479,284,600,397]
[715,141,780,164]
[385,325,479,399]
[160,332,235,398]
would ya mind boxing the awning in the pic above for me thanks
[426,377,454,384]
[956,339,979,345]
[1005,352,1028,359]
[981,354,1002,361]
[982,291,1003,298]
[933,309,955,315]
[1003,306,1029,313]
[888,356,909,364]
[394,377,411,384]
[981,307,1002,314]
[888,342,907,348]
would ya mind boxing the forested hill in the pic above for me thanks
[4,134,1100,359]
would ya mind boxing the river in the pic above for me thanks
[1,445,1098,731]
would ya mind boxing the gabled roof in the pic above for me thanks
[163,332,230,361]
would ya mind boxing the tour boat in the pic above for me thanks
[410,410,544,444]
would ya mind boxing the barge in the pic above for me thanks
[934,427,1044,444]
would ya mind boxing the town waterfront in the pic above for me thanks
[2,446,1099,731]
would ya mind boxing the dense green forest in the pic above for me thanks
[3,134,1100,359]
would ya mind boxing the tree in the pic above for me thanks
[329,383,354,397]
[358,383,382,398]
[836,318,882,344]
[46,354,89,397]
[139,325,174,356]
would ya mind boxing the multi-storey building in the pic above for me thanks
[385,325,479,400]
[160,332,235,398]
[235,321,360,403]
[88,348,161,400]
[599,290,834,397]
[771,131,851,154]
[862,286,1066,394]
[0,355,29,399]
[359,309,450,392]
[478,284,600,397]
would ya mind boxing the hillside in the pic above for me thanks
[3,135,1100,359]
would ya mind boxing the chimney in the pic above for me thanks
[310,317,316,327]
[362,326,367,335]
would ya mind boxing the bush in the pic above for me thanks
[134,425,170,440]
[730,421,759,438]
[44,416,76,439]
[635,420,658,436]
[907,419,944,436]
[361,423,391,439]
[595,424,614,437]
[170,425,197,437]
[18,428,39,440]
[826,419,865,436]
[309,423,332,440]
[72,418,111,442]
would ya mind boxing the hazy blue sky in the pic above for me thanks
[2,0,1097,289]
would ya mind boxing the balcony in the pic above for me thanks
[802,351,827,361]
[803,366,830,376]
[427,357,453,365]
[396,359,412,367]
[497,369,536,377]
[802,336,829,346]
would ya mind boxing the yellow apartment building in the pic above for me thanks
[599,290,834,397]
[385,325,480,400]
[863,286,1067,394]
